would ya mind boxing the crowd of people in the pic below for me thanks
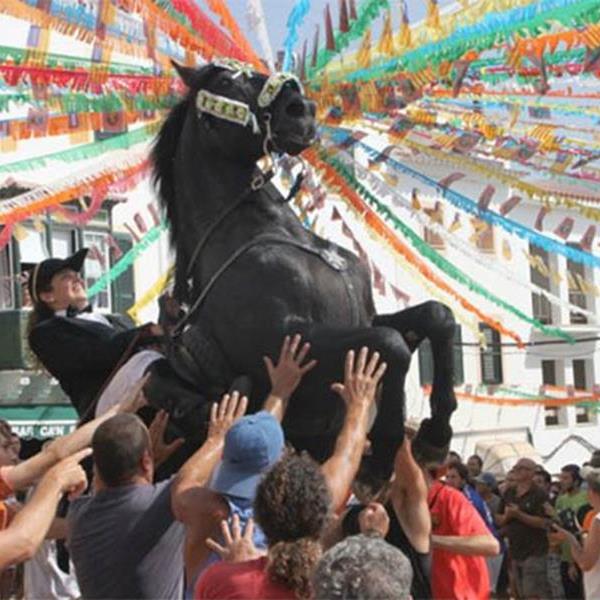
[0,250,599,599]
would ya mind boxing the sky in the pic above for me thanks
[199,0,455,64]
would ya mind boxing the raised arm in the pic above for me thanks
[262,334,317,422]
[0,449,89,570]
[389,439,431,553]
[554,520,600,572]
[171,392,247,524]
[321,347,386,513]
[3,376,148,493]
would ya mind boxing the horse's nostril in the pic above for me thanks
[286,100,305,118]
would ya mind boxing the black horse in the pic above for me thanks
[146,60,457,476]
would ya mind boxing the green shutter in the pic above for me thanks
[111,233,135,315]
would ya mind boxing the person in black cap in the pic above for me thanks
[27,248,164,418]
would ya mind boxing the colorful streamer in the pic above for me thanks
[328,0,600,82]
[307,0,389,79]
[87,222,168,299]
[0,123,158,173]
[343,150,598,323]
[306,148,527,346]
[326,129,600,271]
[282,0,311,72]
[316,147,575,342]
[127,265,174,324]
[0,152,149,227]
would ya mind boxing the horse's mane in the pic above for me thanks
[151,97,190,250]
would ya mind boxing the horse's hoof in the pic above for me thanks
[411,418,452,467]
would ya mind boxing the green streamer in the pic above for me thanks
[0,124,158,173]
[307,0,389,80]
[87,221,167,299]
[0,90,180,114]
[319,149,575,343]
[0,45,155,75]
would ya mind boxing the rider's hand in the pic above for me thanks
[206,391,248,442]
[330,347,387,412]
[263,334,317,401]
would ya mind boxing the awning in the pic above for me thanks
[0,405,77,439]
[475,439,541,478]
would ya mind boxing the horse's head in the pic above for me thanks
[172,59,317,163]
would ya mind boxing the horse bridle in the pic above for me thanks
[171,61,308,335]
[195,58,304,167]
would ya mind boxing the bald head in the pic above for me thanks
[92,414,151,487]
[513,458,537,484]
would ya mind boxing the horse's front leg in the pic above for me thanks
[289,323,412,480]
[373,300,457,465]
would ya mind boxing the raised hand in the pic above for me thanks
[207,391,248,441]
[206,514,264,563]
[330,347,387,410]
[359,502,390,539]
[148,410,185,467]
[48,447,91,500]
[263,334,318,401]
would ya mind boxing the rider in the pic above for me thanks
[27,249,166,419]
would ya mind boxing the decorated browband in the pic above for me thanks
[195,59,304,135]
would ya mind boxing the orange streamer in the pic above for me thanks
[205,0,266,71]
[1,160,148,225]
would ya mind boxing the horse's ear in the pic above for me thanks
[171,61,201,89]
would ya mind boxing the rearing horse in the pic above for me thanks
[148,60,457,476]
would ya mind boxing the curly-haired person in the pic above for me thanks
[194,347,387,599]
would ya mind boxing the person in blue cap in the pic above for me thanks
[177,334,316,597]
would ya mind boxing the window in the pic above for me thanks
[573,360,595,424]
[542,359,566,427]
[542,360,556,385]
[529,243,552,324]
[573,360,588,390]
[479,324,503,384]
[83,232,112,312]
[51,228,77,258]
[567,244,588,324]
[418,325,464,386]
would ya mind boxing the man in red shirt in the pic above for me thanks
[428,469,500,600]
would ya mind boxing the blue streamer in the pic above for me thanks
[282,0,311,72]
[320,126,600,270]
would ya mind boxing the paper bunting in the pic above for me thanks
[127,266,174,324]
[310,147,576,346]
